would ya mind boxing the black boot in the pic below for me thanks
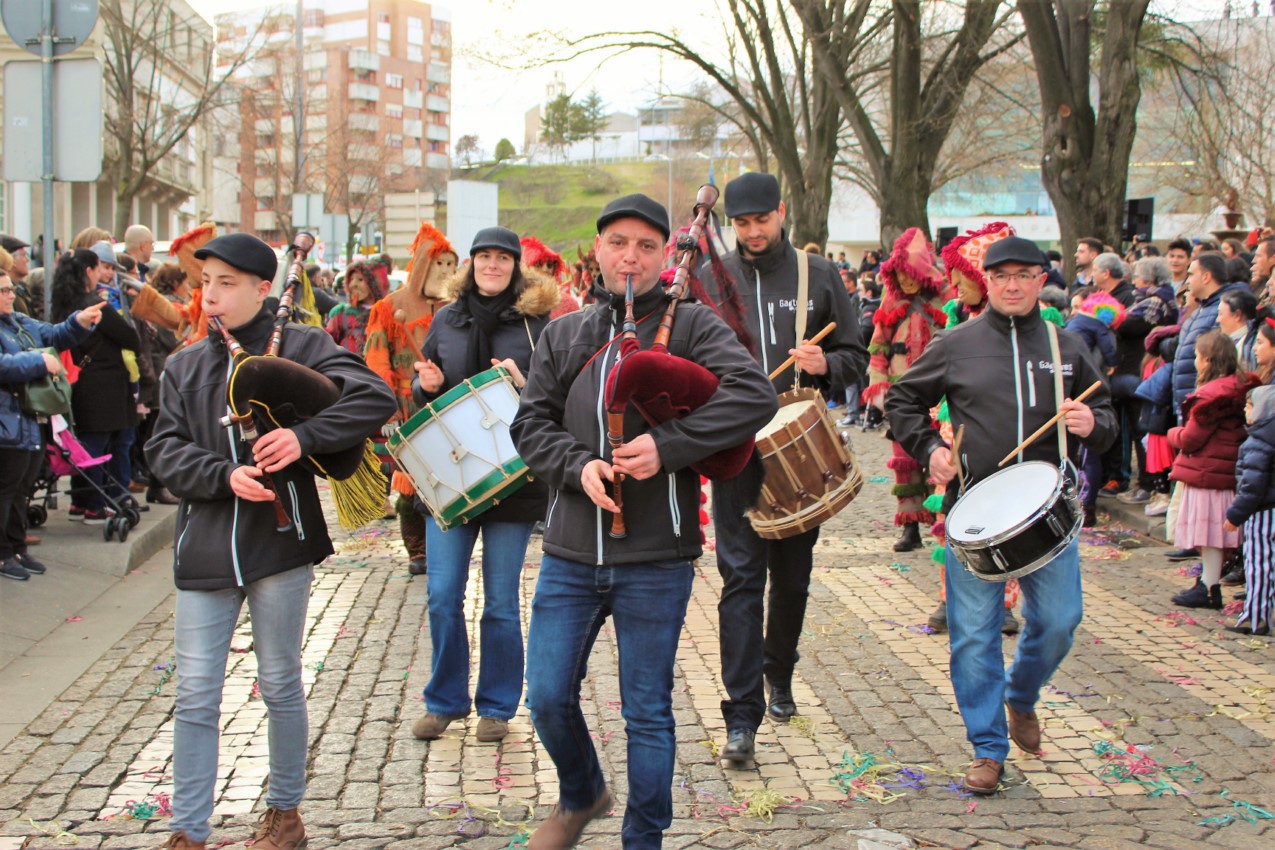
[893,522,922,552]
[766,681,797,721]
[1171,578,1222,609]
[927,602,947,634]
[721,728,755,766]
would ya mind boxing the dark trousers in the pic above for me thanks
[0,448,44,560]
[1103,378,1140,489]
[712,460,819,731]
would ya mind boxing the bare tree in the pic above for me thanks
[525,0,854,247]
[100,0,262,236]
[793,0,1020,246]
[1017,0,1151,275]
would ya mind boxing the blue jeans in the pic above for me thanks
[74,429,131,511]
[424,517,533,720]
[525,554,694,850]
[944,540,1082,762]
[170,565,313,843]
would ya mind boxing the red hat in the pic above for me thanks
[940,221,1016,297]
[879,227,944,298]
[520,236,565,277]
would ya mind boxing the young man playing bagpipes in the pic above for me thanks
[145,233,395,850]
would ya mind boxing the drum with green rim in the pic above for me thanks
[388,366,532,530]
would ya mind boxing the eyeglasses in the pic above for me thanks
[0,285,14,294]
[988,270,1042,285]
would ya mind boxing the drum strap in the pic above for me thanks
[793,248,810,385]
[1045,321,1068,462]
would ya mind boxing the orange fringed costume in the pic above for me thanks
[169,223,218,345]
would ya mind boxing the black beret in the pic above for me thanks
[597,193,670,240]
[194,233,278,282]
[0,234,29,253]
[470,226,522,260]
[723,172,781,218]
[982,235,1049,270]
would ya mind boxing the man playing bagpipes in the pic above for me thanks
[145,233,396,850]
[511,193,776,850]
[698,172,867,766]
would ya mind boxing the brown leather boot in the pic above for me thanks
[159,833,205,850]
[401,510,426,566]
[1006,702,1042,753]
[528,789,614,850]
[250,807,307,850]
[963,758,1003,795]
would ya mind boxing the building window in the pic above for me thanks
[378,40,390,56]
[385,73,403,89]
[386,103,403,119]
[408,45,422,62]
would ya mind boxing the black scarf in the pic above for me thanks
[461,286,519,377]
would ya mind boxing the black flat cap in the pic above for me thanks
[470,226,522,260]
[982,235,1049,270]
[194,233,278,282]
[0,234,29,253]
[597,193,670,240]
[723,172,781,218]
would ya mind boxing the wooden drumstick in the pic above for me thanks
[393,309,427,362]
[767,321,837,381]
[950,423,965,484]
[996,380,1104,468]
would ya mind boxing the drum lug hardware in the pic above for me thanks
[769,502,780,511]
[991,549,1011,574]
[822,470,834,482]
[1046,515,1066,537]
[796,488,808,499]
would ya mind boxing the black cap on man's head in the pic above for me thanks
[0,234,29,253]
[469,226,522,260]
[597,193,670,241]
[194,233,279,282]
[982,236,1049,270]
[723,172,781,218]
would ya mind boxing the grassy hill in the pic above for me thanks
[455,159,718,253]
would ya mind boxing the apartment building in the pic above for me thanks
[216,0,452,246]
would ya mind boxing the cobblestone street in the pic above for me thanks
[2,422,1274,849]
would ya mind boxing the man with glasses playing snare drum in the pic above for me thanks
[885,235,1116,795]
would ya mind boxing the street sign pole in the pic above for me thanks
[40,0,54,320]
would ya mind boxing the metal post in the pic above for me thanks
[41,0,55,319]
[294,0,305,197]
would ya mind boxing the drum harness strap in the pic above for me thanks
[1045,320,1069,462]
[793,248,809,387]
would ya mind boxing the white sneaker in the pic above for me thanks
[1145,492,1170,517]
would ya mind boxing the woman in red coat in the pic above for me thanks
[1168,328,1258,609]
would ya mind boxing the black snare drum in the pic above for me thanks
[946,461,1081,582]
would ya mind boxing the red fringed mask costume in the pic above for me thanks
[865,227,951,533]
[522,235,581,319]
[939,221,1014,328]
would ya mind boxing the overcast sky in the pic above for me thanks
[191,0,1239,158]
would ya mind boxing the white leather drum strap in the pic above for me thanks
[794,248,810,385]
[1045,321,1068,462]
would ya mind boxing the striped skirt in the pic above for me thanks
[1240,508,1275,629]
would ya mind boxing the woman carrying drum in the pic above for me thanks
[407,226,559,744]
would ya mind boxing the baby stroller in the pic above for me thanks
[29,415,142,543]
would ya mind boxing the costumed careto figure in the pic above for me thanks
[521,235,581,318]
[324,256,387,355]
[926,222,1022,636]
[862,227,951,553]
[365,223,457,576]
[167,223,219,345]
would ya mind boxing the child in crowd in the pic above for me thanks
[1254,318,1275,385]
[1066,290,1126,524]
[1169,329,1258,608]
[1223,385,1275,635]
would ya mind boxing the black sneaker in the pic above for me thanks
[1171,578,1222,609]
[15,553,46,575]
[1,558,30,581]
[1166,547,1200,561]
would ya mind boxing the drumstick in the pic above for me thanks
[767,322,837,380]
[393,309,428,362]
[996,380,1103,468]
[950,424,965,484]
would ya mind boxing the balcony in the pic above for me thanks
[348,48,380,72]
[403,148,422,167]
[347,143,378,161]
[254,176,275,196]
[404,119,423,139]
[254,147,276,166]
[254,211,278,230]
[403,90,422,109]
[349,113,380,132]
[425,152,449,170]
[427,63,449,84]
[254,117,275,134]
[426,94,449,113]
[425,123,448,142]
[349,82,379,102]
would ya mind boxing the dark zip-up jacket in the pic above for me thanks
[511,282,777,566]
[0,311,92,450]
[702,236,868,395]
[885,306,1117,514]
[1228,393,1275,526]
[145,310,396,590]
[1171,282,1250,421]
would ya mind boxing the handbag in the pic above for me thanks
[9,326,73,417]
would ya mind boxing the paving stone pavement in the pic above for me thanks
[2,419,1275,849]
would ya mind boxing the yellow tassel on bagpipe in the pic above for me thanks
[329,441,390,530]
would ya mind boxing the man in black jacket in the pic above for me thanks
[146,233,396,850]
[886,236,1116,796]
[698,172,867,766]
[512,194,776,850]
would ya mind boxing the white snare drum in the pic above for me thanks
[946,461,1081,582]
[388,366,531,530]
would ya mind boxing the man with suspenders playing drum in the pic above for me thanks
[699,172,867,766]
[885,235,1116,794]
